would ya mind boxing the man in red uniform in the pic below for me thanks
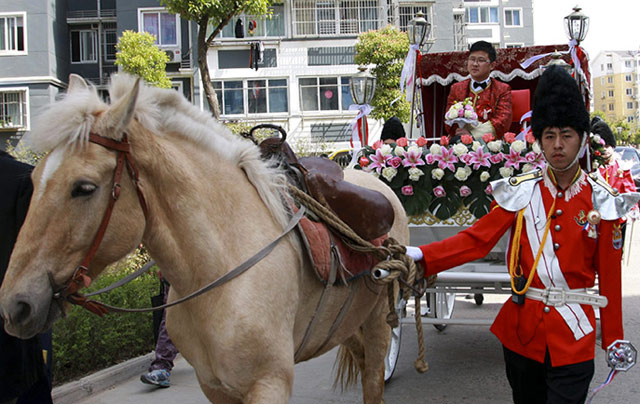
[406,66,639,403]
[445,41,512,139]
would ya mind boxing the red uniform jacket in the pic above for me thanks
[418,170,623,367]
[446,78,513,139]
[599,159,636,195]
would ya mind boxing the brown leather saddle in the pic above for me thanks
[252,125,394,241]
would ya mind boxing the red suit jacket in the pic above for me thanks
[445,78,513,139]
[418,169,625,367]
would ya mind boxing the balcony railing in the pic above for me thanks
[67,9,116,20]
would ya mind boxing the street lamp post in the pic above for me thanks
[564,6,590,45]
[349,66,376,148]
[617,126,624,145]
[408,11,431,139]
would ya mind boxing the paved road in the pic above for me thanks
[62,224,640,403]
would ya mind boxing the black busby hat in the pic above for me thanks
[380,117,406,142]
[531,65,590,141]
[591,117,616,148]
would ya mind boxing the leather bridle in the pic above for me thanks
[50,132,149,316]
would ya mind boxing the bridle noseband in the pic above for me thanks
[50,132,148,316]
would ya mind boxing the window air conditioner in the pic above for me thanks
[163,48,182,63]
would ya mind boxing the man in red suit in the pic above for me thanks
[445,41,512,139]
[406,66,639,403]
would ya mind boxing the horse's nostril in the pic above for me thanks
[12,300,32,325]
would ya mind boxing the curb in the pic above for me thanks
[52,352,154,404]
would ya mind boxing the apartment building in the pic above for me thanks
[463,0,533,49]
[592,50,639,128]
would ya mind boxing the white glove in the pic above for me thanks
[405,246,424,261]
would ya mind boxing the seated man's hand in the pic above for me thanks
[405,246,424,261]
[455,127,471,137]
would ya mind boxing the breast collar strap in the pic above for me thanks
[52,132,149,316]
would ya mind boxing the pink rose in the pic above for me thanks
[458,108,464,117]
[389,156,402,168]
[358,156,370,167]
[434,185,446,198]
[440,136,450,147]
[459,185,472,197]
[482,133,495,143]
[396,137,409,147]
[425,154,436,164]
[372,140,383,150]
[525,132,535,144]
[484,184,493,195]
[503,132,516,144]
[460,135,473,145]
[416,137,428,147]
[401,185,414,196]
[489,153,504,164]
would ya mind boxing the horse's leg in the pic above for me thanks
[199,384,242,404]
[359,295,390,404]
[244,369,294,404]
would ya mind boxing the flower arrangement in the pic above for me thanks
[356,132,545,219]
[444,97,478,128]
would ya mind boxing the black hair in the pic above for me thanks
[469,41,497,62]
[380,117,406,141]
[531,65,590,141]
[591,119,616,148]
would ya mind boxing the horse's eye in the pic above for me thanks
[71,181,97,198]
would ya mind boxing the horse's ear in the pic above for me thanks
[68,74,88,93]
[101,78,140,139]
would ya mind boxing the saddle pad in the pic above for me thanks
[297,216,386,284]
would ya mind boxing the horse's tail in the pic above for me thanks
[333,334,364,391]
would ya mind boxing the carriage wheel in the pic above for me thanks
[384,295,406,382]
[433,291,456,332]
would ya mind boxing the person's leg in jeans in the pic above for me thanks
[141,284,178,388]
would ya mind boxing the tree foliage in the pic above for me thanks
[115,31,172,89]
[162,0,274,118]
[591,111,639,146]
[354,26,411,122]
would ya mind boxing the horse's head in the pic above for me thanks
[0,75,147,338]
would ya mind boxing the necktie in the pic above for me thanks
[473,81,487,90]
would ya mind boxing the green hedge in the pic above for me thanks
[52,249,159,385]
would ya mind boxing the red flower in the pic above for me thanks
[460,134,473,145]
[595,150,601,157]
[372,140,383,150]
[481,133,495,143]
[525,132,535,144]
[504,132,516,144]
[416,137,428,147]
[396,137,408,147]
[358,156,370,167]
[440,136,450,147]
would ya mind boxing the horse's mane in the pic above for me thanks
[29,74,290,230]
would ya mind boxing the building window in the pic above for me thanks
[607,76,614,84]
[609,104,615,111]
[625,60,634,68]
[0,13,26,54]
[307,46,355,66]
[600,78,605,85]
[217,49,278,69]
[291,0,379,37]
[626,88,634,96]
[140,9,179,46]
[0,88,28,129]
[627,102,634,109]
[299,76,354,112]
[103,28,117,62]
[628,116,635,123]
[609,90,614,97]
[213,79,288,116]
[505,43,523,49]
[606,63,612,70]
[217,5,285,39]
[71,30,97,63]
[625,74,633,82]
[465,7,499,24]
[504,8,522,27]
[600,64,604,71]
[397,4,434,40]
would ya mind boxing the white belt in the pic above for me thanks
[526,287,609,308]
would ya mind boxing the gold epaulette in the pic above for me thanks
[588,172,620,196]
[508,169,543,187]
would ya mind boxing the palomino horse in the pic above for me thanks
[0,74,409,403]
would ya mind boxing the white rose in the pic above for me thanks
[480,171,491,182]
[430,143,442,155]
[464,110,475,119]
[431,168,445,180]
[452,143,468,157]
[592,134,602,144]
[511,140,526,153]
[463,166,472,176]
[380,144,393,156]
[394,146,405,157]
[381,167,397,181]
[532,142,541,154]
[487,140,503,153]
[522,163,534,173]
[407,145,421,155]
[472,141,481,151]
[454,167,470,181]
[499,166,514,178]
[408,167,424,181]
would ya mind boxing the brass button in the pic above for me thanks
[553,243,560,250]
[555,224,561,231]
[557,191,564,198]
[544,307,551,313]
[555,209,563,216]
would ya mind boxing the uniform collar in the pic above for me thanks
[543,167,587,202]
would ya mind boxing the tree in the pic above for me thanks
[162,0,274,119]
[354,26,411,123]
[115,31,172,89]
